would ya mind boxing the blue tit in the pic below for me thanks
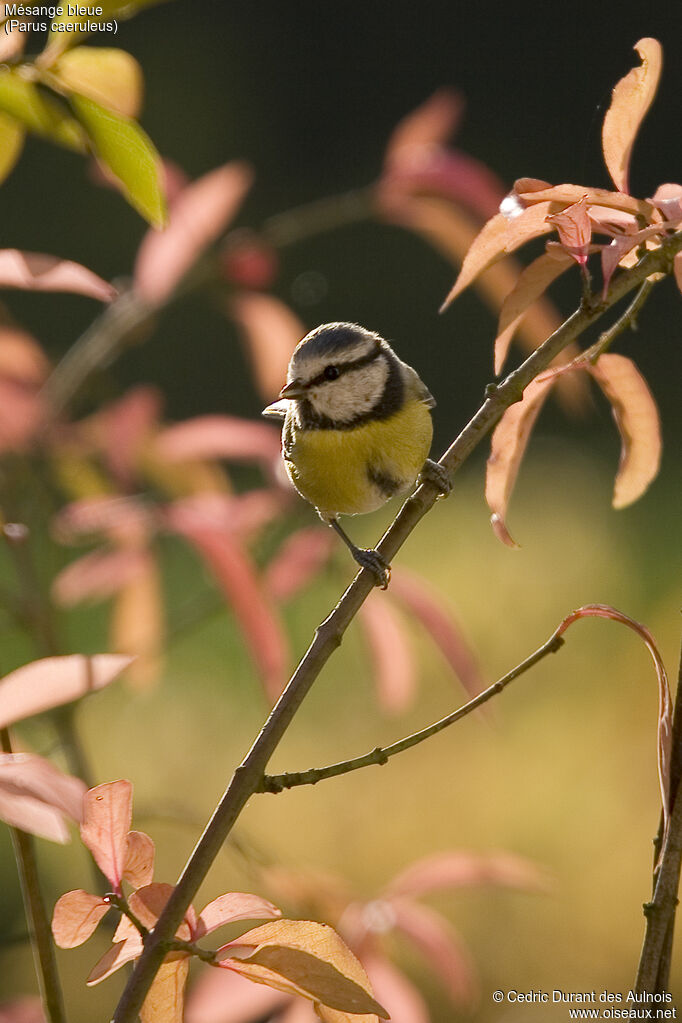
[263,322,449,587]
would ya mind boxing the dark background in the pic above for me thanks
[1,0,680,461]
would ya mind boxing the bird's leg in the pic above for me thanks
[329,518,391,589]
[417,457,451,496]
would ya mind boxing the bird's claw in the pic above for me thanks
[353,547,391,589]
[418,458,451,497]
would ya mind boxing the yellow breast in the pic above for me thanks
[283,399,433,519]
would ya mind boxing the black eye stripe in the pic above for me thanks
[308,346,382,387]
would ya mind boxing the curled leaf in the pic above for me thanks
[588,354,661,508]
[545,196,592,265]
[602,38,663,193]
[194,893,281,939]
[80,780,133,891]
[0,250,115,301]
[0,654,133,728]
[51,889,109,948]
[134,162,253,304]
[485,375,556,547]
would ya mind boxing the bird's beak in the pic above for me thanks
[279,379,307,399]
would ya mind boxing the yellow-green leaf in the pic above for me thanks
[70,94,166,227]
[52,47,143,118]
[0,111,24,184]
[0,68,84,150]
[44,0,172,61]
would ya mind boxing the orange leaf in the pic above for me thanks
[389,569,484,700]
[0,328,50,384]
[134,162,253,304]
[80,780,132,891]
[515,184,653,219]
[556,605,672,834]
[588,354,661,508]
[140,958,190,1023]
[602,38,663,193]
[110,551,165,689]
[231,292,306,402]
[485,375,556,547]
[494,249,574,373]
[123,830,155,889]
[359,595,417,715]
[128,882,194,941]
[0,654,133,728]
[384,88,464,164]
[0,249,115,301]
[673,252,682,295]
[194,893,281,939]
[0,753,86,843]
[86,937,142,985]
[0,377,43,454]
[52,47,143,118]
[441,202,554,309]
[51,889,109,948]
[219,920,387,1017]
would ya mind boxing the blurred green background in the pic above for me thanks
[1,1,681,1020]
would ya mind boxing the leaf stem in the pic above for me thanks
[0,728,67,1023]
[260,633,565,792]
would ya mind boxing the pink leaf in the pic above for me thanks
[649,183,682,223]
[363,954,430,1023]
[52,496,154,545]
[556,605,672,833]
[602,38,663,193]
[87,937,143,985]
[0,328,50,385]
[154,415,281,467]
[358,594,417,715]
[0,654,133,728]
[171,525,290,702]
[134,162,253,304]
[386,850,551,898]
[99,386,162,486]
[0,250,115,301]
[231,292,305,402]
[515,183,653,219]
[545,196,592,265]
[264,527,335,602]
[127,883,195,941]
[389,569,484,699]
[52,548,149,607]
[185,965,289,1023]
[123,830,155,889]
[588,353,661,508]
[194,893,281,939]
[164,492,283,545]
[0,753,86,842]
[80,780,133,891]
[0,377,43,454]
[389,897,476,1006]
[51,889,109,947]
[485,374,556,547]
[384,89,465,163]
[0,997,45,1023]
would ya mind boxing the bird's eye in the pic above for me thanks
[323,365,340,381]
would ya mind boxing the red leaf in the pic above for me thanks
[171,524,290,702]
[264,527,335,602]
[231,292,305,402]
[358,594,417,715]
[134,162,253,304]
[51,889,109,948]
[0,654,133,728]
[123,830,155,889]
[389,569,484,699]
[485,375,556,547]
[80,780,133,891]
[386,850,551,897]
[0,249,115,301]
[194,893,281,940]
[154,415,281,467]
[0,753,86,843]
[602,38,663,193]
[184,965,289,1023]
[588,354,661,508]
[52,548,149,607]
[389,897,476,1006]
[556,605,672,833]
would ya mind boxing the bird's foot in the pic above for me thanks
[352,546,391,590]
[418,458,451,497]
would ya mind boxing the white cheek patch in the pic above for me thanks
[308,359,389,423]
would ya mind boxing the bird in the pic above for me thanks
[263,322,450,588]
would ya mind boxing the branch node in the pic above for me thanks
[484,382,499,400]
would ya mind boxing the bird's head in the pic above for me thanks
[280,322,398,426]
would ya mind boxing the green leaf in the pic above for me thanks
[70,94,167,227]
[51,47,144,118]
[0,68,85,150]
[44,0,172,61]
[0,111,24,184]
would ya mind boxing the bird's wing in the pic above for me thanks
[261,399,289,421]
[401,363,436,409]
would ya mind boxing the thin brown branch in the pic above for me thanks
[111,228,682,1023]
[0,728,66,1023]
[260,632,564,792]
